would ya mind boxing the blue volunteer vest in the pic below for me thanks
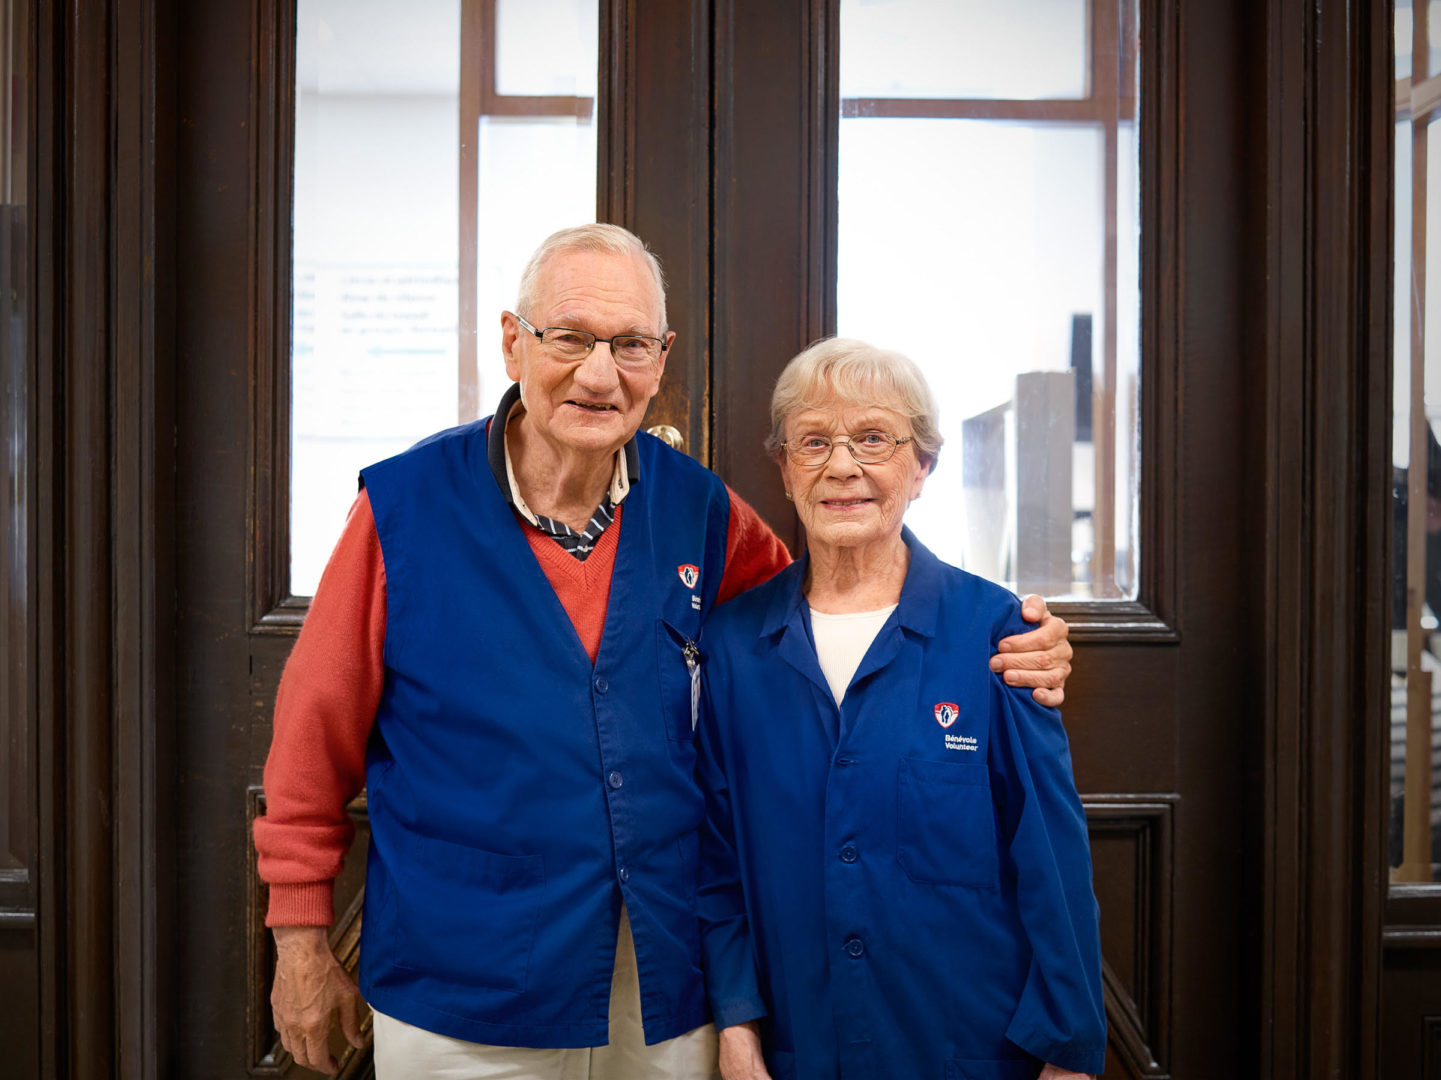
[356,417,730,1048]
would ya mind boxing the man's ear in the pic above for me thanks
[647,331,676,394]
[501,311,524,382]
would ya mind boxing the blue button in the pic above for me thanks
[619,867,631,883]
[840,844,858,863]
[844,937,865,958]
[595,677,609,694]
[835,756,855,766]
[608,771,624,789]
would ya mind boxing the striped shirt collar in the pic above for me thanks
[485,381,639,528]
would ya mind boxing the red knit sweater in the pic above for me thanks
[255,486,792,926]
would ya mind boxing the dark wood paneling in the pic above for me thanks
[1260,0,1391,1073]
[61,0,118,1073]
[113,0,178,1075]
[22,0,179,1075]
[1086,796,1176,1076]
[604,0,714,462]
[32,0,60,1074]
[250,0,301,631]
[0,929,38,1079]
[1382,944,1441,1079]
[174,0,273,1071]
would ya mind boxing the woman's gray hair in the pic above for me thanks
[515,223,669,332]
[766,337,943,468]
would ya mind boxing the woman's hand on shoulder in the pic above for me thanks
[990,594,1073,707]
[717,1020,773,1080]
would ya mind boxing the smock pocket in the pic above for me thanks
[897,758,1000,889]
[657,619,702,742]
[945,1058,1041,1080]
[392,833,545,995]
[767,1050,797,1080]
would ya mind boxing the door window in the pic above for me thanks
[1392,0,1441,887]
[836,0,1140,600]
[0,0,29,919]
[290,0,598,596]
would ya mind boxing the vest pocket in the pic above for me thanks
[391,833,545,995]
[896,758,1000,889]
[657,619,700,742]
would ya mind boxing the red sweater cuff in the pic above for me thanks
[265,881,336,928]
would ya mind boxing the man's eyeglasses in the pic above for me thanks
[512,312,668,369]
[781,430,914,467]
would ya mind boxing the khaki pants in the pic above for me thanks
[372,907,720,1080]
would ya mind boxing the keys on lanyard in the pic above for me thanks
[684,639,701,731]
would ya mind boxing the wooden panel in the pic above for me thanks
[1086,796,1175,1078]
[173,0,274,1071]
[602,0,713,461]
[250,0,301,631]
[1382,944,1441,1078]
[1261,0,1393,1072]
[0,928,38,1080]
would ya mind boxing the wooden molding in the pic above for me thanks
[1260,0,1391,1074]
[1085,795,1176,1076]
[248,0,299,633]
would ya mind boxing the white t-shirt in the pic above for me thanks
[808,604,899,704]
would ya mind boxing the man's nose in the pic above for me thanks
[573,341,621,388]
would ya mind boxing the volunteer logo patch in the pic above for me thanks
[934,702,959,728]
[678,564,700,589]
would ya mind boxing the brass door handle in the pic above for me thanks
[647,424,684,451]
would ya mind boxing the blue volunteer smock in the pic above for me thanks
[697,529,1106,1080]
[355,409,730,1048]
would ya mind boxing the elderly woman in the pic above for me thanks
[696,339,1106,1080]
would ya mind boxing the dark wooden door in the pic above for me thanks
[66,0,1390,1078]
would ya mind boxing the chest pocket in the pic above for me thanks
[896,757,999,889]
[657,618,702,742]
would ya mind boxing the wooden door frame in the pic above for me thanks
[31,0,177,1077]
[1259,0,1391,1075]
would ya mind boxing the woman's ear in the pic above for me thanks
[909,459,932,502]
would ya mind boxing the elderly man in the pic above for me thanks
[254,224,1073,1079]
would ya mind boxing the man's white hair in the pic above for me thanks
[515,223,668,332]
[765,337,944,468]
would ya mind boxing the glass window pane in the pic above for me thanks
[291,0,598,597]
[495,0,598,97]
[1391,110,1441,886]
[1400,0,1414,83]
[837,2,1140,600]
[1432,0,1441,82]
[0,0,30,904]
[840,0,1090,101]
